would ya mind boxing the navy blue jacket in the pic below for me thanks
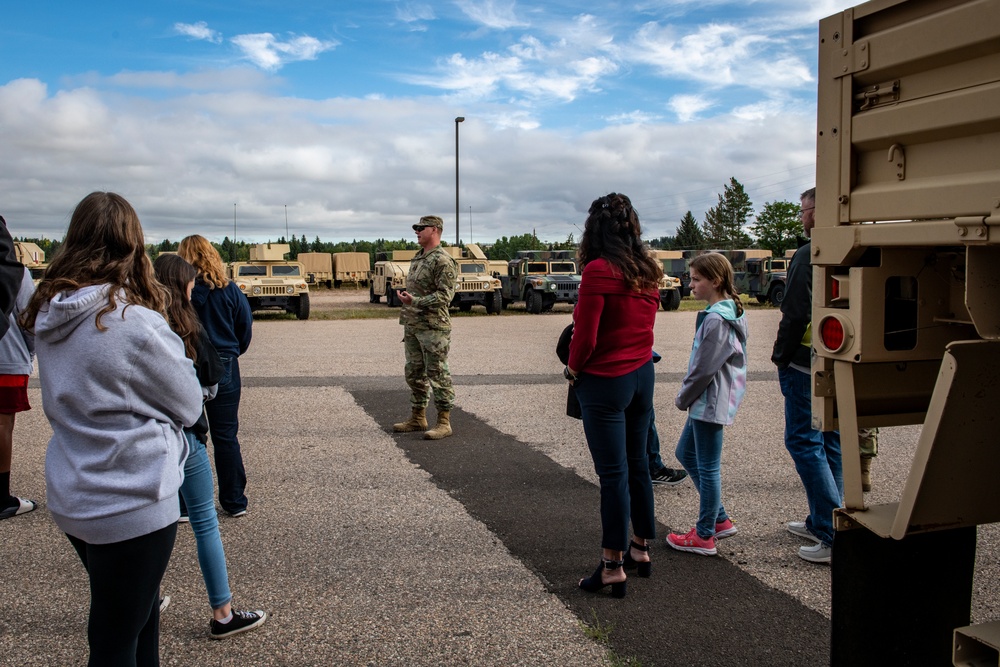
[190,280,252,358]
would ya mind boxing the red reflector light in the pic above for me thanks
[820,316,845,352]
[831,278,840,300]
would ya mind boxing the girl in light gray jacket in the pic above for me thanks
[23,192,201,667]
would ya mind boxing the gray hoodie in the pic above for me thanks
[34,284,202,544]
[0,267,35,375]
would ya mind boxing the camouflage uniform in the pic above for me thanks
[399,245,458,411]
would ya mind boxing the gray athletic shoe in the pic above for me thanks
[787,521,821,544]
[798,542,832,564]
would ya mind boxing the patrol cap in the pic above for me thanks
[413,215,444,231]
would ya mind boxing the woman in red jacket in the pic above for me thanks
[567,193,663,599]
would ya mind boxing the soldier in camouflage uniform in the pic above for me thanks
[392,215,458,440]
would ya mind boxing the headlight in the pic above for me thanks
[252,286,262,295]
[549,283,557,290]
[286,286,294,294]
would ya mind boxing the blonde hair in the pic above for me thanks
[177,235,229,289]
[689,252,744,316]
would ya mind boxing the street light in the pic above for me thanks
[455,116,465,246]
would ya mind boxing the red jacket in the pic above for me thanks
[568,258,658,377]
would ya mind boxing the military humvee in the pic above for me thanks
[228,243,310,319]
[652,250,683,310]
[14,241,46,282]
[449,244,503,314]
[500,250,581,314]
[811,0,1000,663]
[370,250,416,307]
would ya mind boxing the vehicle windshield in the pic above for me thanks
[238,266,267,276]
[550,262,577,274]
[526,262,549,274]
[460,263,485,274]
[272,265,301,276]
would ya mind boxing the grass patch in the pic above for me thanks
[579,609,644,667]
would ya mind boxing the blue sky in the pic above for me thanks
[1,0,854,245]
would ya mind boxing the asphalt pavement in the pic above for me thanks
[3,306,999,666]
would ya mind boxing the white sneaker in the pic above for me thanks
[798,543,832,564]
[787,521,821,544]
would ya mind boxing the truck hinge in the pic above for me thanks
[855,79,899,112]
[954,216,990,241]
[833,40,871,79]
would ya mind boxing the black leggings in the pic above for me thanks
[67,523,177,667]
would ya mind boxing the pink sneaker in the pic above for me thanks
[714,518,738,540]
[666,528,717,556]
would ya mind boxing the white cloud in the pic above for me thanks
[396,3,436,22]
[174,21,223,44]
[668,94,714,122]
[230,33,339,71]
[455,0,529,30]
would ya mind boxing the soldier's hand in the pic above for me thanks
[398,290,414,306]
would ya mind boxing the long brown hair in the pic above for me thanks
[578,193,662,291]
[177,235,229,289]
[153,254,200,362]
[689,252,744,316]
[22,192,167,331]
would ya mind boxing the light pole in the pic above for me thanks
[469,205,473,244]
[455,116,465,246]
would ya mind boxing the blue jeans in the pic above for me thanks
[574,361,657,551]
[778,367,843,546]
[206,356,247,514]
[646,416,666,473]
[675,417,728,539]
[179,432,232,610]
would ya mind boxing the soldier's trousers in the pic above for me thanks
[403,327,454,411]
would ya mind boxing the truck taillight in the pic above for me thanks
[818,314,852,353]
[831,275,849,304]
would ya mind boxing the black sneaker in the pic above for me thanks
[651,468,688,486]
[209,609,267,640]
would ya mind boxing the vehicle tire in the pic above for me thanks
[756,295,768,304]
[769,283,786,307]
[485,290,502,314]
[659,294,670,311]
[369,284,380,303]
[668,290,681,311]
[501,297,511,309]
[525,289,543,314]
[458,302,472,312]
[296,293,310,320]
[541,298,554,312]
[246,296,260,313]
[334,280,342,288]
[387,289,399,307]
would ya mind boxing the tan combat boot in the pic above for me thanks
[423,411,452,440]
[393,407,427,433]
[860,457,873,492]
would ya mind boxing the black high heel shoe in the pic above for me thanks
[578,558,627,598]
[622,540,652,577]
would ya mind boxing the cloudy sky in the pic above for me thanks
[1,0,854,245]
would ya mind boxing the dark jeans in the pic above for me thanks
[574,361,657,551]
[67,523,177,667]
[646,415,666,473]
[206,356,248,514]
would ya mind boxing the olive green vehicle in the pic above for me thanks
[448,244,503,314]
[14,241,46,283]
[811,1,1000,663]
[229,243,310,319]
[370,250,416,307]
[500,250,581,314]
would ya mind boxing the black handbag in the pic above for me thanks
[556,323,582,419]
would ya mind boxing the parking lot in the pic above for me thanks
[3,301,999,665]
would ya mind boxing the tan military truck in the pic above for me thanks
[370,249,416,307]
[14,241,46,282]
[652,250,683,310]
[298,252,334,288]
[332,252,371,288]
[450,244,503,314]
[229,243,310,319]
[811,0,1000,663]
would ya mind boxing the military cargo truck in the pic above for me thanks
[299,252,334,288]
[652,250,683,310]
[332,252,371,287]
[370,250,416,307]
[229,243,310,319]
[811,1,1000,663]
[14,241,46,282]
[500,250,581,314]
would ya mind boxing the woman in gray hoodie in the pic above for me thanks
[23,192,202,667]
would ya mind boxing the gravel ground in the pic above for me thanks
[3,288,999,665]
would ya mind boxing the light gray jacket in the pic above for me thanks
[0,268,35,375]
[35,285,202,544]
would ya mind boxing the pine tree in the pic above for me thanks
[703,178,754,248]
[675,211,705,249]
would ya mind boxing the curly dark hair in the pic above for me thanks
[577,193,662,291]
[22,192,168,332]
